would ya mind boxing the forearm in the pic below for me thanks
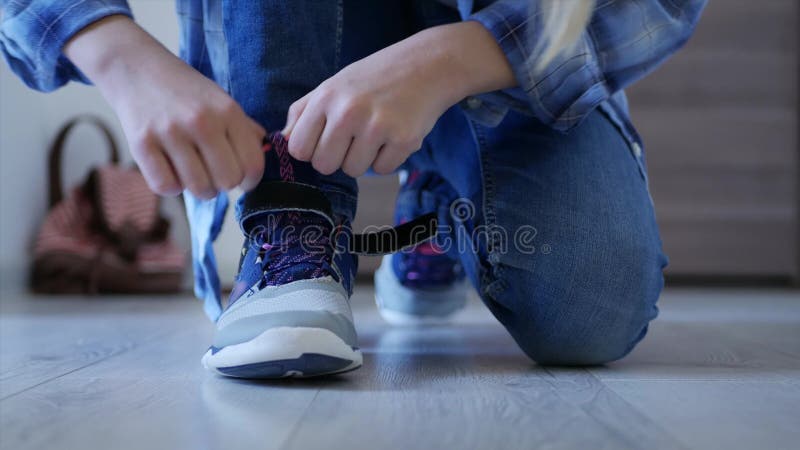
[282,18,518,177]
[392,21,517,107]
[63,15,183,99]
[430,21,517,99]
[62,14,266,198]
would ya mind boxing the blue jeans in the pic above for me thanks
[406,106,666,365]
[193,1,667,364]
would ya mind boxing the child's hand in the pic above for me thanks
[282,21,514,177]
[65,16,266,199]
[281,32,453,177]
[109,59,266,199]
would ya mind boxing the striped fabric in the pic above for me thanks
[95,166,159,236]
[34,185,98,260]
[32,165,186,293]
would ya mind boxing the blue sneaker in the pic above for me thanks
[202,134,441,376]
[374,170,469,325]
[201,204,362,378]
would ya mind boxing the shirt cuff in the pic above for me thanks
[468,0,607,132]
[3,1,132,91]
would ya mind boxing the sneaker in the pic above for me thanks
[374,170,469,325]
[201,207,362,378]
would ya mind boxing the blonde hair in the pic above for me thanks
[534,0,596,71]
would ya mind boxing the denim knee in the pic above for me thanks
[514,312,650,366]
[483,237,665,366]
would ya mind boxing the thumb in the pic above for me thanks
[281,94,310,138]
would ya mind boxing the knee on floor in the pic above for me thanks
[489,245,664,366]
[513,321,648,366]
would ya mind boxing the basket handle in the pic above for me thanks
[48,115,120,208]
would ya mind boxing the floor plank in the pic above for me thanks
[0,295,200,399]
[0,287,798,450]
[0,323,320,450]
[282,326,687,450]
[604,380,800,450]
[590,290,800,383]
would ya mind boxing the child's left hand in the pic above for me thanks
[281,21,514,177]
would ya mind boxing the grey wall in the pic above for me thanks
[626,0,799,280]
[0,2,203,288]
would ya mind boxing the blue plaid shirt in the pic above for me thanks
[1,0,704,317]
[2,0,705,137]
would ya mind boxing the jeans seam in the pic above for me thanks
[598,109,648,184]
[322,187,357,203]
[469,119,507,298]
[334,0,343,71]
[597,109,654,209]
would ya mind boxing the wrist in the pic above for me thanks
[64,15,178,98]
[419,21,516,104]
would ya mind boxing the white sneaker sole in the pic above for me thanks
[376,296,461,326]
[202,326,362,378]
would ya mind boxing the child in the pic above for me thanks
[0,0,706,378]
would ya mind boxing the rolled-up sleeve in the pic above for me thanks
[0,0,132,92]
[469,0,706,131]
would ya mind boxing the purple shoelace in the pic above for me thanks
[252,213,336,288]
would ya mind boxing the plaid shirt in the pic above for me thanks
[2,0,704,140]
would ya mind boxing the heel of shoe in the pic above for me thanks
[374,257,468,325]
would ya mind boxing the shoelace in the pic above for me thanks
[248,131,439,289]
[254,133,333,286]
[251,213,338,288]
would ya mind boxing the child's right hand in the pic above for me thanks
[64,16,266,199]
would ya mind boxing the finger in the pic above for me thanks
[312,122,352,175]
[282,94,310,138]
[137,141,182,196]
[195,130,244,191]
[228,119,265,191]
[371,143,408,175]
[245,114,267,136]
[287,98,326,161]
[342,136,383,177]
[162,131,216,199]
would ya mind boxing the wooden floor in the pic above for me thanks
[0,286,798,450]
